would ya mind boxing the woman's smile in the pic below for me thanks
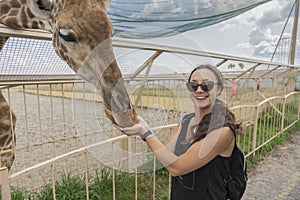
[191,93,212,109]
[194,94,209,102]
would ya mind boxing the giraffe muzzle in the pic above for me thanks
[107,85,138,127]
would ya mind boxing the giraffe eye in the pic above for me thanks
[58,28,77,42]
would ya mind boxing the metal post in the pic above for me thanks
[0,167,11,200]
[252,106,259,157]
[289,0,299,65]
[281,98,287,133]
[298,93,300,119]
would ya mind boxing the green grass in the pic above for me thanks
[246,120,300,170]
[8,168,169,200]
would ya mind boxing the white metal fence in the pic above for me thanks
[0,78,299,199]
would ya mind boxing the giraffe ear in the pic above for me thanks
[27,0,53,29]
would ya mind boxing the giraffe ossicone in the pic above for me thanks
[0,0,138,127]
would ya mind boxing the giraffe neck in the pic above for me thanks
[0,91,16,170]
[0,0,45,29]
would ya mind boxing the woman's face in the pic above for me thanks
[188,68,221,111]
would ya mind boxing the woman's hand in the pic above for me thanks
[113,116,150,136]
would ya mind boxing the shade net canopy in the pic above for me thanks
[108,0,272,39]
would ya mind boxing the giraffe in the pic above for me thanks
[0,0,137,127]
[0,35,16,171]
[0,90,16,171]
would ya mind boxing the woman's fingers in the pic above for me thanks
[122,124,143,135]
[113,116,149,136]
[113,123,140,135]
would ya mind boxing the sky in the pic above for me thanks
[141,0,299,64]
[191,0,298,62]
[109,0,300,75]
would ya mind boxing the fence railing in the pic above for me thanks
[0,89,299,199]
[1,25,300,199]
[230,92,300,157]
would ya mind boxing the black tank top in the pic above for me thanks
[170,113,231,200]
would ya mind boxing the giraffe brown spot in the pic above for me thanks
[32,21,39,29]
[0,4,10,15]
[6,18,21,28]
[10,9,18,16]
[21,7,29,28]
[27,7,35,19]
[10,0,21,8]
[21,19,30,28]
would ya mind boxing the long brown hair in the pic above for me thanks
[188,64,243,144]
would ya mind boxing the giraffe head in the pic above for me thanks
[27,0,113,71]
[1,0,137,126]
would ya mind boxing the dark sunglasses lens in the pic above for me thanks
[191,82,200,91]
[186,82,198,91]
[187,82,215,92]
[201,82,214,91]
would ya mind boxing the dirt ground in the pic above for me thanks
[243,131,300,200]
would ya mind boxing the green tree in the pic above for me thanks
[238,63,245,70]
[228,63,245,70]
[228,63,235,69]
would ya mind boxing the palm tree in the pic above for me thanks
[228,63,245,70]
[238,63,245,70]
[228,63,235,69]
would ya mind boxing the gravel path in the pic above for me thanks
[243,131,300,200]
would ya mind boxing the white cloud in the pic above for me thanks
[212,0,298,61]
[253,40,277,57]
[238,0,295,58]
[235,42,252,50]
[219,23,237,32]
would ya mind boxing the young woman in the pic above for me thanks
[115,64,243,199]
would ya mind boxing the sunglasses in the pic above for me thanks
[186,81,220,92]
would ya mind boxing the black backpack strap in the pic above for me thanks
[220,124,237,181]
[174,113,195,156]
[178,113,195,139]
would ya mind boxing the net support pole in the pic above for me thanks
[289,0,299,65]
[0,167,11,200]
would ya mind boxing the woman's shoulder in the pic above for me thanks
[213,126,235,139]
